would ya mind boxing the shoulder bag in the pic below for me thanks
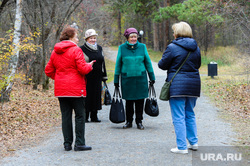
[159,52,191,101]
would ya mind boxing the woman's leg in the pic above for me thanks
[125,100,135,123]
[72,97,86,146]
[169,97,187,150]
[185,97,198,145]
[58,98,73,147]
[85,111,89,122]
[90,109,101,122]
[135,99,144,124]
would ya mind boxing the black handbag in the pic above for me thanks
[103,82,112,105]
[159,52,191,101]
[109,86,125,123]
[145,84,159,117]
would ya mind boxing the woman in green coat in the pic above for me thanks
[114,28,155,130]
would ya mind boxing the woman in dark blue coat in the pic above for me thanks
[158,22,201,154]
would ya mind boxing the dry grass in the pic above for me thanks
[200,47,250,146]
[105,57,115,83]
[0,80,61,159]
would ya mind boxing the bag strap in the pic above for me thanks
[148,84,156,98]
[169,52,191,83]
[113,86,121,98]
[103,81,108,89]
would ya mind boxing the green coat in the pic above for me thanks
[114,41,155,100]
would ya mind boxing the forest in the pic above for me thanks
[0,0,249,101]
[0,0,249,158]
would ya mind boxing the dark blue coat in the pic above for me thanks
[158,37,201,97]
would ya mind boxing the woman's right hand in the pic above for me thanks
[89,60,96,66]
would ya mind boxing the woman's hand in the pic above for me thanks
[89,60,96,66]
[149,80,155,86]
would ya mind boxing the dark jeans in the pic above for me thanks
[58,97,86,146]
[125,99,144,124]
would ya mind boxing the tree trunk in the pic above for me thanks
[147,19,153,48]
[39,0,49,90]
[117,10,122,45]
[32,50,42,90]
[204,22,209,55]
[153,22,159,51]
[158,22,162,51]
[1,0,22,102]
[164,0,170,49]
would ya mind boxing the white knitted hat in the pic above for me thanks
[84,29,98,40]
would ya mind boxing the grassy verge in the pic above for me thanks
[147,48,163,62]
[104,46,118,84]
[105,57,115,83]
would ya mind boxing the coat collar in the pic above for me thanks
[83,42,98,52]
[125,41,138,50]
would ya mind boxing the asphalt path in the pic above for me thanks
[1,47,246,166]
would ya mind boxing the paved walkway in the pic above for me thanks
[1,48,244,166]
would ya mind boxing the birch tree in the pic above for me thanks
[1,0,22,101]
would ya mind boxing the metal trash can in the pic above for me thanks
[208,61,217,78]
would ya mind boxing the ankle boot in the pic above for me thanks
[91,118,101,122]
[85,111,89,122]
[137,123,144,130]
[123,122,132,129]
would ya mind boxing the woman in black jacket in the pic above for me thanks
[80,29,108,122]
[158,22,201,154]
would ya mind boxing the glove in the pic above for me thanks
[114,83,119,88]
[149,80,155,86]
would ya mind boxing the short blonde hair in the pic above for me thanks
[172,21,193,38]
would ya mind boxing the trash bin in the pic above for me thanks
[208,62,217,78]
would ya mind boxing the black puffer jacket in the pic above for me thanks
[158,37,201,97]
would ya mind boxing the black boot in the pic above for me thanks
[137,123,144,130]
[74,145,92,151]
[85,111,89,122]
[123,122,132,129]
[90,110,101,122]
[91,118,101,122]
[64,144,72,151]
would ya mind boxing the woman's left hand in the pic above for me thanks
[149,80,155,86]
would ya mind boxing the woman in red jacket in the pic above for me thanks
[45,26,95,151]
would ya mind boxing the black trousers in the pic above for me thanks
[85,109,98,121]
[58,97,86,146]
[125,99,144,124]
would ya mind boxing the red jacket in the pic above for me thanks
[45,40,93,97]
